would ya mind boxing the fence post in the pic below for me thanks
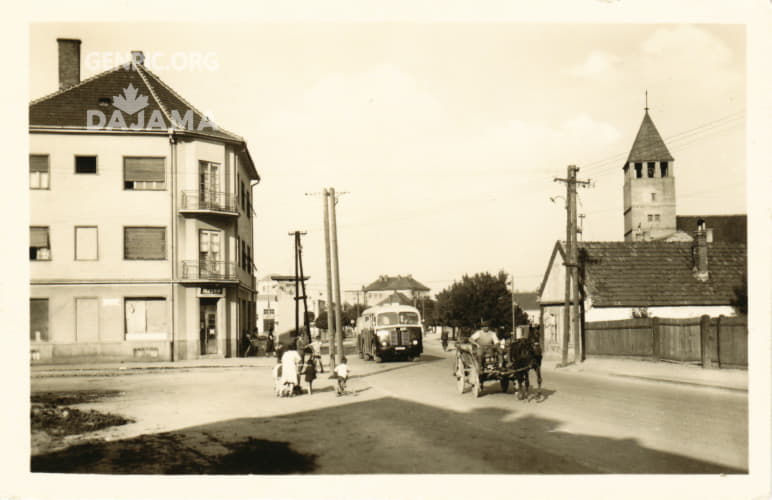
[716,315,722,369]
[651,317,660,360]
[700,315,713,369]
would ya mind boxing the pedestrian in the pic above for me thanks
[310,335,324,373]
[265,329,275,357]
[272,358,283,397]
[334,356,349,396]
[301,346,317,394]
[280,341,302,397]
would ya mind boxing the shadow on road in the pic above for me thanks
[31,395,746,475]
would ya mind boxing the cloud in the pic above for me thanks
[566,50,621,79]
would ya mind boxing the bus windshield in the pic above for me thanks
[376,311,420,326]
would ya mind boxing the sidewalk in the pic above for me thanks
[545,355,748,393]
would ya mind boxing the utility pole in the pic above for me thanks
[321,189,336,364]
[289,230,310,345]
[329,188,345,365]
[554,165,592,365]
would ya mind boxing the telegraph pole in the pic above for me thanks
[554,165,592,364]
[321,189,336,364]
[289,230,309,345]
[329,188,345,365]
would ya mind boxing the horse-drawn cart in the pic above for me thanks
[454,338,542,399]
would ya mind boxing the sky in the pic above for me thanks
[29,22,747,297]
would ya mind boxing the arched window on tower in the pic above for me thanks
[647,162,655,178]
[634,163,643,178]
[660,161,669,177]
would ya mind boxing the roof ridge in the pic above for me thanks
[133,63,177,128]
[29,64,126,106]
[138,64,244,141]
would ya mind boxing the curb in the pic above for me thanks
[607,372,748,393]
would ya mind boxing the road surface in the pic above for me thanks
[30,337,747,474]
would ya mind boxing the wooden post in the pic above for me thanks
[322,189,335,362]
[716,315,723,369]
[651,317,660,360]
[700,314,712,369]
[329,188,345,365]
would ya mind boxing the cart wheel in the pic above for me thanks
[374,354,383,363]
[470,367,482,398]
[456,372,466,394]
[500,378,509,393]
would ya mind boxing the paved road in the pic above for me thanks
[30,338,747,474]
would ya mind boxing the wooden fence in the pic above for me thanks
[584,315,747,369]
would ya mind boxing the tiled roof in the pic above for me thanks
[512,292,539,310]
[577,241,746,307]
[676,215,747,244]
[377,291,414,306]
[626,111,674,163]
[364,275,430,292]
[29,61,243,143]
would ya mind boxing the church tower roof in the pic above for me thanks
[626,110,674,163]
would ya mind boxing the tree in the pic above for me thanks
[434,271,527,332]
[731,273,748,316]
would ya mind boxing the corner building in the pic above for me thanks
[29,40,260,363]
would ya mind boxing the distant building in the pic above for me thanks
[362,274,430,307]
[512,292,540,324]
[29,39,259,363]
[255,275,324,336]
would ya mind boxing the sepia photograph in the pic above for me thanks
[3,2,771,500]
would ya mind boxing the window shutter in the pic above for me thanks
[30,155,49,173]
[30,227,49,247]
[125,228,165,259]
[124,158,165,182]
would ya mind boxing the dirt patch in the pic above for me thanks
[31,433,317,474]
[32,389,125,406]
[31,404,133,437]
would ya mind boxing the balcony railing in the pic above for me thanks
[180,190,238,215]
[181,260,237,282]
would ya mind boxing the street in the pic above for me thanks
[30,336,747,474]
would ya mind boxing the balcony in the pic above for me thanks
[180,260,237,284]
[179,191,238,217]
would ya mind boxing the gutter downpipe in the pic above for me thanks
[169,129,178,361]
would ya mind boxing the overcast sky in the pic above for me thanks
[30,22,746,296]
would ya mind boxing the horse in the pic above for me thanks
[508,335,543,400]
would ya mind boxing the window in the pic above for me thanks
[651,193,656,201]
[647,214,653,222]
[241,240,246,270]
[30,155,50,189]
[660,161,669,177]
[124,157,165,190]
[634,163,643,178]
[125,298,167,338]
[30,227,51,260]
[124,227,166,260]
[75,226,98,260]
[246,243,252,272]
[241,181,246,210]
[75,155,97,174]
[654,214,661,222]
[647,162,655,178]
[30,299,49,342]
[247,190,252,219]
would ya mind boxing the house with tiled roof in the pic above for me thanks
[512,292,540,324]
[537,234,746,358]
[377,291,414,307]
[361,274,430,307]
[29,39,260,363]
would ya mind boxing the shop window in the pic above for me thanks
[647,214,653,222]
[30,298,49,342]
[30,226,51,260]
[125,298,168,337]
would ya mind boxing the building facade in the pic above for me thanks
[255,275,325,336]
[29,40,260,363]
[361,275,430,307]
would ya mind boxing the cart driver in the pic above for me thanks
[470,322,502,364]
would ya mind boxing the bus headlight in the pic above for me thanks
[381,341,388,347]
[412,340,419,345]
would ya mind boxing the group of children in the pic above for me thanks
[273,337,350,397]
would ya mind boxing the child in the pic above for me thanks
[302,346,317,394]
[334,356,349,396]
[272,359,283,397]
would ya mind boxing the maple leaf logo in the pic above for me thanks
[112,84,149,115]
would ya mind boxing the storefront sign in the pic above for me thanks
[199,287,224,297]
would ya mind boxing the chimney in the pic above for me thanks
[693,219,709,281]
[57,38,81,90]
[131,50,145,66]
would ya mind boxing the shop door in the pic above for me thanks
[200,298,218,354]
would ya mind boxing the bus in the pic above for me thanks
[355,303,423,362]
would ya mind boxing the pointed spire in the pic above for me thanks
[626,104,673,162]
[644,90,648,113]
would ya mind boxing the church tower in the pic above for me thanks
[623,102,676,241]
